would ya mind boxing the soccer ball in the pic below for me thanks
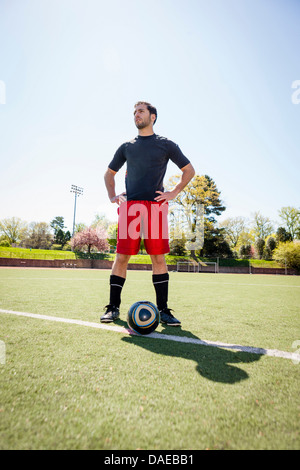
[127,301,160,335]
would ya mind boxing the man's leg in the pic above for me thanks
[100,253,131,323]
[150,254,181,326]
[110,253,131,306]
[101,199,141,323]
[150,254,168,275]
[112,253,131,278]
[150,254,168,310]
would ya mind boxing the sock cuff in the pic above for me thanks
[110,275,126,287]
[152,273,169,284]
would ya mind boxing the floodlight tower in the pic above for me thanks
[70,185,83,235]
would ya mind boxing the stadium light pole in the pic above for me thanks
[70,185,83,235]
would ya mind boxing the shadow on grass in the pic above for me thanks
[116,320,262,384]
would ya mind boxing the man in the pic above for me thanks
[101,101,195,326]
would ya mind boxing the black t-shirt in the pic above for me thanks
[108,134,190,201]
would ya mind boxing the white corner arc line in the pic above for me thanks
[0,308,299,362]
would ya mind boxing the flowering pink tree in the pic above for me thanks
[71,226,109,255]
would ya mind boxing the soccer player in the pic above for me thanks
[101,101,195,326]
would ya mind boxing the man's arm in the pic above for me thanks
[154,163,195,205]
[104,167,126,204]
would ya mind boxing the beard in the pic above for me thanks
[135,116,152,129]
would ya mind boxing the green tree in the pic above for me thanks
[202,224,233,257]
[50,217,72,247]
[263,236,277,260]
[22,222,52,249]
[167,174,226,259]
[276,227,292,243]
[91,213,111,230]
[74,222,87,233]
[278,207,300,240]
[169,235,187,256]
[107,223,118,251]
[0,217,28,244]
[255,238,265,259]
[50,216,65,235]
[251,212,274,240]
[169,174,225,220]
[219,216,248,248]
[273,241,300,269]
[55,229,71,247]
[239,244,252,259]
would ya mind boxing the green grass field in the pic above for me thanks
[0,268,299,450]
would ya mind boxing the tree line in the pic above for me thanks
[0,174,299,268]
[0,216,71,250]
[166,174,300,269]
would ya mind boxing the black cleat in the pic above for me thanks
[160,308,181,326]
[100,305,120,323]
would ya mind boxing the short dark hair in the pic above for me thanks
[135,101,157,124]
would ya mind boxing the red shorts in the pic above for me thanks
[116,200,169,255]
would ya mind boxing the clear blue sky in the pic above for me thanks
[0,0,299,232]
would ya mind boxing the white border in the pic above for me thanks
[1,308,299,362]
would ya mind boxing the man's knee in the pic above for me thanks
[150,254,167,272]
[150,254,165,263]
[112,253,131,277]
[115,253,131,266]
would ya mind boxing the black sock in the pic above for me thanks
[109,275,125,308]
[152,273,169,310]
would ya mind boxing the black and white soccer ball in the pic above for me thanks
[127,301,160,335]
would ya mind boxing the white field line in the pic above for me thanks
[1,308,299,363]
